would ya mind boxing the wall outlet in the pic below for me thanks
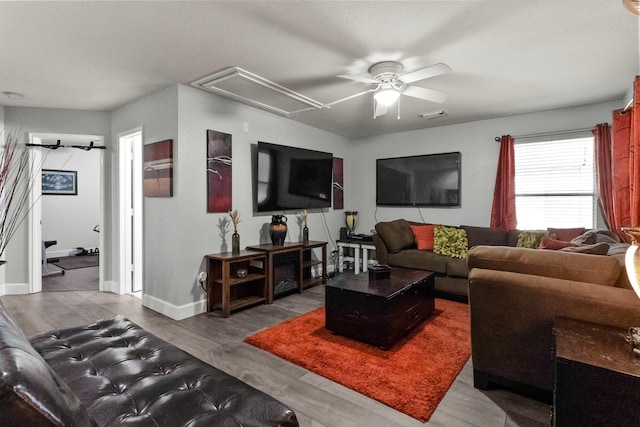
[243,122,249,132]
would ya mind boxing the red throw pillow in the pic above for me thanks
[410,224,435,250]
[547,227,586,242]
[539,236,579,250]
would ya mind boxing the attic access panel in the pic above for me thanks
[191,67,324,117]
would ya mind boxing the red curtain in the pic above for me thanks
[631,76,640,225]
[593,124,615,231]
[601,75,640,241]
[490,135,517,229]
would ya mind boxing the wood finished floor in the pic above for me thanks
[1,274,551,427]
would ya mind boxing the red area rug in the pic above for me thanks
[244,299,470,422]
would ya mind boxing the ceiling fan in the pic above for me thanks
[325,61,451,118]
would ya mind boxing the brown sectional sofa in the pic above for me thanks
[372,219,521,300]
[467,245,640,401]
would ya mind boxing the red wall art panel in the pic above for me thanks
[144,139,173,197]
[206,130,232,213]
[333,157,344,210]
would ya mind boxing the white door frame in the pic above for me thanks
[28,132,105,293]
[118,129,144,294]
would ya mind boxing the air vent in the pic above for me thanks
[191,67,324,117]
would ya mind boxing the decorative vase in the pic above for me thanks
[623,227,640,299]
[621,227,640,356]
[303,225,309,245]
[232,231,240,254]
[269,215,288,246]
[345,211,358,236]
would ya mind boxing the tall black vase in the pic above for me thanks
[269,215,288,246]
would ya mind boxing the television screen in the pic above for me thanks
[376,152,461,207]
[256,142,333,212]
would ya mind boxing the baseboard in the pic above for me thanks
[101,280,120,293]
[141,293,206,320]
[0,282,30,295]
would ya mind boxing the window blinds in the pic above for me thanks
[514,136,595,230]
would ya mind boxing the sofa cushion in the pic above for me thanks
[516,230,552,248]
[507,229,521,247]
[560,242,610,255]
[539,236,578,250]
[434,225,468,259]
[30,315,299,427]
[468,245,622,286]
[446,257,469,278]
[461,225,508,248]
[386,249,448,274]
[0,304,95,427]
[547,227,586,242]
[572,229,620,245]
[410,224,435,250]
[375,219,415,253]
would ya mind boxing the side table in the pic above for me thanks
[553,317,640,426]
[336,238,376,274]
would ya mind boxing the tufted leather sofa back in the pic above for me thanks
[0,303,96,426]
[1,304,298,427]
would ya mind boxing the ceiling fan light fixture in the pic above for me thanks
[374,87,400,106]
[624,0,640,14]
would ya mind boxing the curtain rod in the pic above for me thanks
[494,127,595,142]
[26,140,106,151]
[623,97,634,113]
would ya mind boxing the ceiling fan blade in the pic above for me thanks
[374,102,388,117]
[398,63,451,84]
[323,89,374,108]
[337,74,379,84]
[402,86,449,104]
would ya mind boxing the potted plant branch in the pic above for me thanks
[0,130,36,261]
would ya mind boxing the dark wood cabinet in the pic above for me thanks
[553,317,640,427]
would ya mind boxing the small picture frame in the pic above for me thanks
[42,169,77,195]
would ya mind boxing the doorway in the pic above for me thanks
[28,133,105,294]
[118,129,143,295]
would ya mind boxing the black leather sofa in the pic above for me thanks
[0,304,298,426]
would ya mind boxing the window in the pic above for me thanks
[514,136,595,230]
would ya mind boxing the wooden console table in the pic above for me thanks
[205,250,267,317]
[553,317,640,426]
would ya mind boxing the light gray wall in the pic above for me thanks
[349,100,622,234]
[111,85,179,299]
[112,84,350,310]
[3,107,110,283]
[42,148,101,257]
[1,92,627,317]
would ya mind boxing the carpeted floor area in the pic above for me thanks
[245,298,471,422]
[52,255,99,270]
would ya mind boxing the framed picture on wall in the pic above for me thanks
[42,169,78,195]
[144,139,173,197]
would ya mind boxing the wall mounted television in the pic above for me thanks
[376,152,461,207]
[255,141,333,212]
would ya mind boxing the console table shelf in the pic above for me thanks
[205,250,268,317]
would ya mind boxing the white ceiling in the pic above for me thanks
[1,1,638,139]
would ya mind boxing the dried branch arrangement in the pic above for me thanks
[0,131,37,259]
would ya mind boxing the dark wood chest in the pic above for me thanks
[325,269,435,349]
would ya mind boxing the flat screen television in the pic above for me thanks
[255,141,333,212]
[376,152,461,207]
